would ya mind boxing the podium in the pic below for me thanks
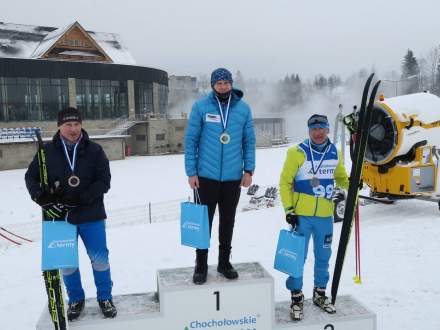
[36,262,376,329]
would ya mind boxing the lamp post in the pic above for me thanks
[383,75,419,96]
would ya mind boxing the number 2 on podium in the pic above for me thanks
[213,291,220,311]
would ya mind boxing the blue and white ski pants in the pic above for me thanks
[62,220,113,303]
[286,215,333,292]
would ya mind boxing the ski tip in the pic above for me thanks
[352,275,362,285]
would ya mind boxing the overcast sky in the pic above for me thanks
[3,0,440,81]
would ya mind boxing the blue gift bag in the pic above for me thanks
[180,190,210,249]
[274,229,305,278]
[42,220,79,271]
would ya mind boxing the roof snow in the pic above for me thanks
[0,21,136,65]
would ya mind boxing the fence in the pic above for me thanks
[0,185,279,247]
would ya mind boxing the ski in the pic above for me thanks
[331,74,381,305]
[358,195,394,204]
[35,130,68,330]
[0,232,22,245]
[0,227,33,242]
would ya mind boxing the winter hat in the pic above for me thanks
[57,107,82,126]
[307,114,329,129]
[210,68,233,87]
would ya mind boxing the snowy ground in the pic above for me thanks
[1,146,440,330]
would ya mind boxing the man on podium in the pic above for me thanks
[279,114,348,320]
[184,68,256,284]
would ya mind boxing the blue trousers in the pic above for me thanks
[286,215,333,292]
[62,220,113,303]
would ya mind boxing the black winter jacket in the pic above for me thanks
[25,129,111,224]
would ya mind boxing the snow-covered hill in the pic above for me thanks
[1,146,439,330]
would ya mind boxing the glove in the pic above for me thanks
[34,191,57,207]
[286,213,299,230]
[331,189,346,203]
[44,202,76,220]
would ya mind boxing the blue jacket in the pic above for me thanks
[184,89,256,181]
[25,130,111,224]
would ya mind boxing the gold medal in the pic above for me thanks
[220,132,231,144]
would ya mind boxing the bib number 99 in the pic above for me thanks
[313,184,334,199]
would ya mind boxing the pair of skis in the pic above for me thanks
[35,131,68,330]
[331,74,381,305]
[0,227,32,245]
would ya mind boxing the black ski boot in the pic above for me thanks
[98,299,117,318]
[67,299,85,321]
[217,248,238,279]
[193,250,208,284]
[290,290,304,321]
[313,287,336,313]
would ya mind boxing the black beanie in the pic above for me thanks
[57,107,82,126]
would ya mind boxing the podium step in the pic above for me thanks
[157,261,272,288]
[36,292,160,329]
[275,295,376,329]
[36,262,376,330]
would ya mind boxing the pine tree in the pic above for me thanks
[401,49,420,94]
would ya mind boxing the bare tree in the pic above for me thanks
[422,46,440,91]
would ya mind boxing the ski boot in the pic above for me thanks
[67,299,85,321]
[313,287,336,313]
[290,290,304,321]
[98,299,117,318]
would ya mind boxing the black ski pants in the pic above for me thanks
[195,176,241,254]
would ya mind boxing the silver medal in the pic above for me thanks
[311,177,320,187]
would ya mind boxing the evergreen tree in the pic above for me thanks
[235,70,245,90]
[401,49,420,94]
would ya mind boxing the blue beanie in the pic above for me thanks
[211,68,233,87]
[307,114,329,129]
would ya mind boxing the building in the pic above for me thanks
[0,21,287,166]
[0,21,168,129]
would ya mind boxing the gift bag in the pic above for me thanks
[180,189,210,249]
[274,229,305,277]
[42,220,78,271]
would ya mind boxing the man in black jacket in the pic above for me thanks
[25,107,117,320]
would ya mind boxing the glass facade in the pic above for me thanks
[76,79,128,120]
[0,77,167,122]
[135,81,153,116]
[158,84,168,115]
[0,77,68,121]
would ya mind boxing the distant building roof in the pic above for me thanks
[0,21,136,65]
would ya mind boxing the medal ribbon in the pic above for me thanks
[215,94,232,131]
[309,140,330,175]
[61,136,81,174]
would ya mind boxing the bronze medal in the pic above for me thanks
[68,175,80,188]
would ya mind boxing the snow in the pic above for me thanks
[0,22,136,65]
[30,22,75,59]
[1,146,440,330]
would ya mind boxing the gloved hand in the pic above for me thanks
[286,213,299,230]
[331,189,346,204]
[44,202,76,220]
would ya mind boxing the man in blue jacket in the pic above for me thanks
[25,107,117,321]
[185,68,256,284]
